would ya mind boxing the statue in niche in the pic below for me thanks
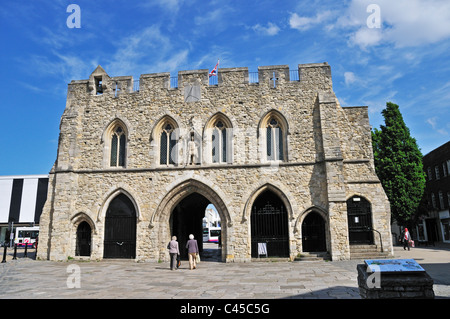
[188,133,198,165]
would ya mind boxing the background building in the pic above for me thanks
[0,175,49,245]
[419,141,450,244]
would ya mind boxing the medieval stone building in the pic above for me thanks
[37,62,393,262]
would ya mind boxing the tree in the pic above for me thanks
[371,102,426,227]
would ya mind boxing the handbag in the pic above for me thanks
[196,253,201,263]
[177,255,181,268]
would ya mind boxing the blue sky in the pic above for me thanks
[1,0,449,175]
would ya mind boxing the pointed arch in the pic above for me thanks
[151,115,180,166]
[101,118,129,168]
[242,183,294,223]
[151,178,232,262]
[99,188,141,222]
[258,109,289,162]
[203,112,233,164]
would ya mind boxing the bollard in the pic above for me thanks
[1,245,6,263]
[13,244,17,260]
[24,243,28,258]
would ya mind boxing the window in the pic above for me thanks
[435,166,440,180]
[212,120,227,163]
[443,162,448,178]
[95,77,103,95]
[439,191,445,210]
[160,123,177,165]
[110,126,126,167]
[427,167,432,181]
[431,193,437,209]
[205,113,232,164]
[266,117,284,161]
[447,160,450,176]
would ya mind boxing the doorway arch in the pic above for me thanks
[76,221,92,257]
[301,212,326,252]
[152,179,231,262]
[250,189,289,258]
[347,195,374,245]
[103,193,137,258]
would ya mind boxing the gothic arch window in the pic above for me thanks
[103,120,128,168]
[260,111,288,162]
[154,117,179,166]
[204,113,232,164]
[110,126,126,167]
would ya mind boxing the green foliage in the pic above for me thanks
[371,102,426,226]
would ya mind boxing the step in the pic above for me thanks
[295,252,330,261]
[350,245,390,260]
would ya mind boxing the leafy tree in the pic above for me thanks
[371,102,426,227]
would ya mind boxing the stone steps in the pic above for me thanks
[295,252,330,261]
[350,244,390,260]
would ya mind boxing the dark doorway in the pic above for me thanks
[104,193,136,259]
[171,193,213,260]
[76,221,91,257]
[347,196,373,245]
[251,190,289,258]
[302,212,326,252]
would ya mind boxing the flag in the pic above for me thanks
[209,59,219,77]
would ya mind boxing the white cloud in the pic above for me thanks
[344,0,450,48]
[344,72,357,85]
[289,11,333,31]
[252,22,280,36]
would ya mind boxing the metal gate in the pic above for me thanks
[76,221,91,257]
[104,194,136,259]
[251,191,289,258]
[302,212,326,252]
[347,196,373,244]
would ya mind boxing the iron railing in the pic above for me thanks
[170,77,178,88]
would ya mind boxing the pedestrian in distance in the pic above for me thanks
[402,227,411,251]
[168,236,180,270]
[186,234,199,270]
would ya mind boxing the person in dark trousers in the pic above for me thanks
[186,234,199,270]
[401,228,411,251]
[168,236,180,270]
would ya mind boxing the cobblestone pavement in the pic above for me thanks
[1,244,449,299]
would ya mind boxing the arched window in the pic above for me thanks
[160,122,177,165]
[266,117,284,161]
[260,111,287,162]
[212,120,227,163]
[204,113,232,164]
[110,126,126,167]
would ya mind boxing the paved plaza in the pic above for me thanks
[1,243,449,299]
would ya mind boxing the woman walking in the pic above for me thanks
[402,228,411,251]
[186,234,199,270]
[168,236,180,270]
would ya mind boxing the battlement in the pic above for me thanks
[68,62,332,98]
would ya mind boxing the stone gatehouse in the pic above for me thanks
[37,62,393,262]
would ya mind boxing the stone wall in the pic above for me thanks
[37,62,393,262]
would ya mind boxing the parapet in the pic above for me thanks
[67,62,333,97]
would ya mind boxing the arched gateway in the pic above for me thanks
[151,179,232,262]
